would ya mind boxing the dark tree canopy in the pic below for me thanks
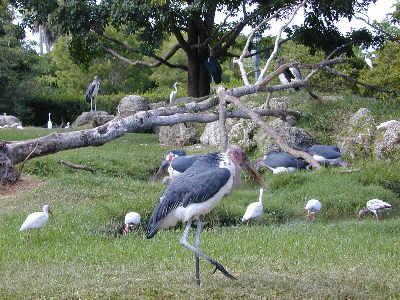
[11,0,378,97]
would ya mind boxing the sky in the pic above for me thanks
[24,0,397,52]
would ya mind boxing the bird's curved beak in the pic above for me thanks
[48,209,54,218]
[123,224,130,235]
[242,158,268,189]
[153,160,170,181]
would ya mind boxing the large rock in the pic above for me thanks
[159,123,202,146]
[254,118,314,153]
[337,108,375,159]
[73,111,114,127]
[0,115,21,127]
[117,95,149,118]
[200,119,236,148]
[374,122,400,160]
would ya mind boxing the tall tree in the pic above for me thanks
[11,0,377,97]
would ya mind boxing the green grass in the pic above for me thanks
[1,99,400,299]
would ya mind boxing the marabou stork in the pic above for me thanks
[358,199,392,220]
[305,199,322,221]
[204,56,222,85]
[86,76,101,111]
[153,150,187,182]
[123,212,141,235]
[306,145,348,167]
[169,82,179,103]
[255,151,308,174]
[20,205,54,237]
[276,58,302,91]
[165,155,201,183]
[146,145,267,285]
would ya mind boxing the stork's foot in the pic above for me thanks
[212,262,236,280]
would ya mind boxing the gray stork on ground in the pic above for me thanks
[255,151,308,174]
[153,150,187,182]
[276,58,302,91]
[146,145,267,285]
[358,199,392,220]
[85,76,101,111]
[163,155,201,184]
[306,145,348,167]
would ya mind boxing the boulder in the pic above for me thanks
[374,122,400,160]
[159,123,202,146]
[0,115,21,127]
[117,95,149,118]
[73,111,114,127]
[200,119,236,148]
[255,118,314,154]
[337,108,375,159]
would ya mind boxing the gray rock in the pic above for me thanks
[117,95,149,118]
[0,115,21,127]
[73,111,114,127]
[159,123,202,146]
[200,120,235,147]
[337,108,376,159]
[374,122,400,160]
[255,118,314,153]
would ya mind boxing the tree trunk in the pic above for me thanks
[187,50,210,97]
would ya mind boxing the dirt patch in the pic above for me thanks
[0,177,45,199]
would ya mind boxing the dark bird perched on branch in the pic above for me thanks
[146,145,267,285]
[85,76,101,111]
[204,56,222,85]
[276,58,302,91]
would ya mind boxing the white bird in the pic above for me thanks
[241,188,264,223]
[358,199,392,220]
[123,212,141,235]
[16,124,23,130]
[305,199,322,221]
[47,113,52,129]
[20,205,54,233]
[169,82,179,103]
[65,122,70,129]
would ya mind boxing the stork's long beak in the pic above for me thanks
[243,158,268,189]
[152,160,170,181]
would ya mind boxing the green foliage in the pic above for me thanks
[359,42,400,99]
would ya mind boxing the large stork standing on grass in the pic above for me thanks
[85,76,101,111]
[146,145,267,285]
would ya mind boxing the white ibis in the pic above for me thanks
[20,205,54,235]
[276,58,302,91]
[86,76,101,111]
[169,82,179,103]
[305,199,322,221]
[255,151,308,174]
[306,145,348,167]
[153,150,187,182]
[241,188,264,224]
[47,113,52,129]
[146,145,267,285]
[123,212,141,235]
[358,199,392,220]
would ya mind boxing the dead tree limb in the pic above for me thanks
[216,86,322,169]
[61,160,96,174]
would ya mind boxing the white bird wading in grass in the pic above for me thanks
[20,205,54,237]
[146,145,267,285]
[241,188,264,224]
[123,212,141,235]
[305,199,322,221]
[358,199,392,220]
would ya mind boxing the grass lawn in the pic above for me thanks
[1,94,400,299]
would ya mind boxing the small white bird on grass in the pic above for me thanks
[123,212,141,235]
[305,199,321,221]
[20,205,54,237]
[358,199,392,220]
[47,113,52,129]
[241,188,264,224]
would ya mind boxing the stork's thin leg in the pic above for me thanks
[194,219,202,286]
[94,99,97,111]
[375,212,379,220]
[90,98,93,111]
[180,220,236,281]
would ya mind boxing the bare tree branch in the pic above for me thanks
[61,160,96,174]
[216,86,322,169]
